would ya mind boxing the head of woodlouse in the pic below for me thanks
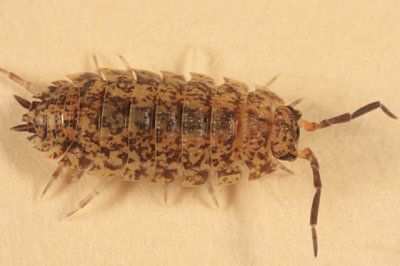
[270,105,302,161]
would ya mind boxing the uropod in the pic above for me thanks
[1,56,397,257]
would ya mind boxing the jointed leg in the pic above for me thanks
[275,160,294,175]
[92,55,102,77]
[40,165,64,198]
[164,184,168,205]
[299,147,321,257]
[63,168,78,182]
[265,75,280,88]
[301,101,397,131]
[289,98,303,107]
[206,182,219,208]
[92,55,107,81]
[70,169,85,183]
[118,54,136,77]
[40,167,85,198]
[63,175,116,218]
[118,54,131,69]
[0,67,37,93]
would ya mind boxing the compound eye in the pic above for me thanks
[287,105,302,120]
[295,127,300,140]
[279,152,297,161]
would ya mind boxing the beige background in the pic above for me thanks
[0,0,399,265]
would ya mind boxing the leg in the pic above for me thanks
[63,168,78,182]
[118,54,135,77]
[289,98,303,107]
[70,169,85,183]
[299,147,321,257]
[92,55,106,81]
[118,54,131,69]
[280,164,294,175]
[206,182,219,208]
[164,184,168,205]
[275,160,294,175]
[63,175,116,218]
[301,101,397,132]
[40,167,85,198]
[40,165,63,198]
[265,74,280,88]
[92,55,101,76]
[0,67,37,93]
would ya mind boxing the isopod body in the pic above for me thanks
[2,57,396,257]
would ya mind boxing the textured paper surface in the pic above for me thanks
[0,0,399,265]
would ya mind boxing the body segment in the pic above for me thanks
[244,88,277,180]
[59,73,106,170]
[123,69,160,181]
[153,72,186,184]
[88,69,136,177]
[181,73,215,186]
[210,78,248,185]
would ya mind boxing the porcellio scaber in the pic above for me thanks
[1,56,397,257]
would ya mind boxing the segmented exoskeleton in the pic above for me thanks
[2,56,397,257]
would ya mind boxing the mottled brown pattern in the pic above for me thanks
[244,88,278,180]
[39,86,62,152]
[210,78,248,185]
[152,72,186,184]
[181,73,215,186]
[29,84,64,150]
[123,70,161,181]
[11,67,301,187]
[270,106,301,161]
[31,82,74,157]
[88,69,136,177]
[59,73,106,170]
[254,85,285,105]
[59,82,80,156]
[45,80,78,159]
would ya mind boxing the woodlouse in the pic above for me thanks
[1,56,397,257]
